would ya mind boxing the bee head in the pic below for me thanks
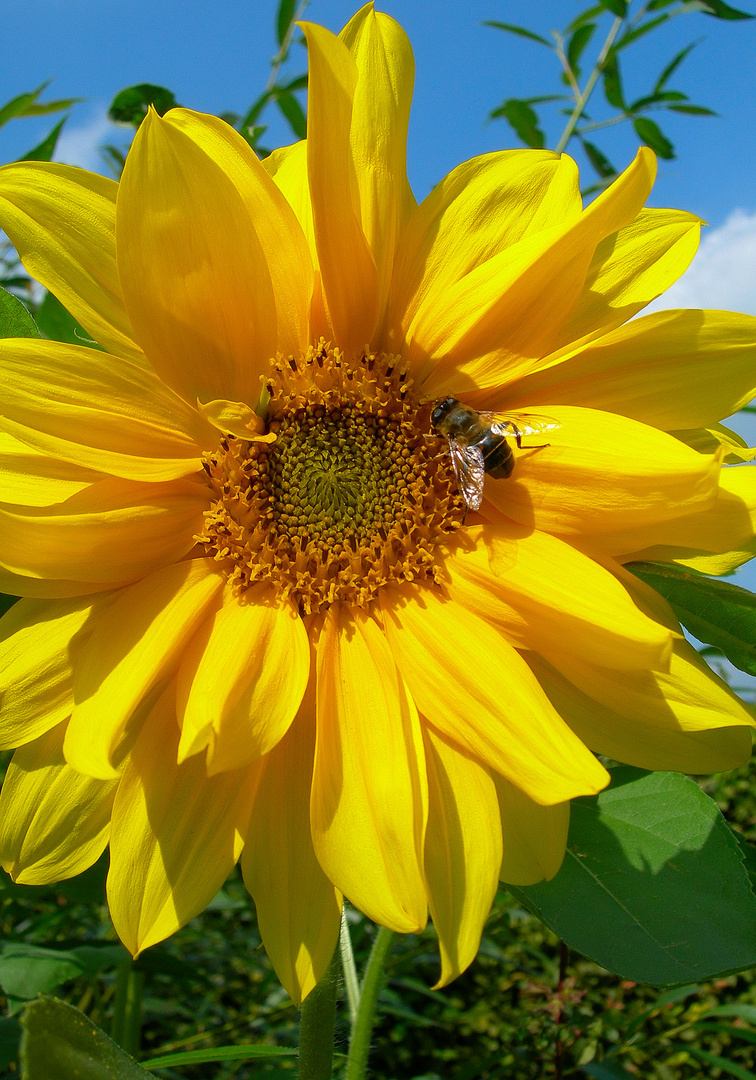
[430,397,458,429]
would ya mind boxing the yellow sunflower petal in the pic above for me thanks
[483,405,720,537]
[503,310,756,431]
[526,651,753,774]
[340,3,416,337]
[445,523,673,671]
[389,148,579,359]
[585,461,756,566]
[0,595,101,750]
[312,606,428,933]
[381,585,609,804]
[117,108,277,406]
[0,722,117,885]
[494,774,570,885]
[301,21,379,355]
[262,141,314,259]
[66,560,224,779]
[241,684,341,1006]
[107,685,255,957]
[0,431,104,507]
[0,477,209,587]
[177,586,309,773]
[163,109,313,358]
[423,725,501,988]
[0,338,213,481]
[0,161,143,364]
[555,208,701,349]
[417,148,657,394]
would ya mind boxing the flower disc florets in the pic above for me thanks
[198,341,465,613]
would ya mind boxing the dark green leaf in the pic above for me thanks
[581,139,617,178]
[35,291,100,347]
[602,52,625,109]
[693,1022,756,1044]
[0,594,19,618]
[21,997,149,1080]
[0,943,124,1012]
[600,0,629,15]
[707,1004,756,1023]
[633,116,675,157]
[522,94,570,105]
[482,21,552,46]
[490,99,545,148]
[699,0,754,18]
[670,1047,756,1079]
[568,4,607,31]
[0,286,38,339]
[100,143,128,178]
[629,562,756,675]
[109,84,179,128]
[511,767,756,985]
[567,23,597,71]
[18,117,67,163]
[276,90,306,139]
[582,1062,638,1078]
[0,1016,21,1071]
[654,41,699,91]
[630,90,689,110]
[648,0,680,8]
[669,103,718,115]
[276,0,298,45]
[615,13,669,50]
[279,73,308,93]
[145,1045,298,1069]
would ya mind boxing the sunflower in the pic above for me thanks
[0,2,755,1005]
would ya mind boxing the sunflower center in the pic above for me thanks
[197,342,465,614]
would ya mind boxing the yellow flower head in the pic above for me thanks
[0,2,755,1004]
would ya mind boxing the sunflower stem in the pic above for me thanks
[345,925,395,1080]
[297,947,340,1080]
[110,960,143,1057]
[340,906,360,1024]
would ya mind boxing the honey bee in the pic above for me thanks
[430,397,558,511]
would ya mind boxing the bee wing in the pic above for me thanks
[449,439,485,510]
[489,412,562,439]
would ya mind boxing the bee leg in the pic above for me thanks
[502,421,548,452]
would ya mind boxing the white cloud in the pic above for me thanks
[53,110,118,174]
[646,209,756,317]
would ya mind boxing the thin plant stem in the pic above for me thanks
[110,962,144,1058]
[345,926,395,1080]
[554,15,624,155]
[297,948,340,1080]
[340,906,360,1025]
[266,0,311,93]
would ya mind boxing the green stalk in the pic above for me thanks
[554,15,624,155]
[110,962,144,1058]
[340,906,360,1025]
[297,948,340,1080]
[345,926,395,1080]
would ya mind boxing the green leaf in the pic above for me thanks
[616,13,670,51]
[633,116,675,157]
[144,1045,298,1069]
[567,23,597,71]
[0,1016,21,1071]
[0,943,124,1013]
[511,767,756,985]
[21,997,149,1080]
[35,290,99,347]
[670,1047,756,1079]
[602,52,625,109]
[582,1062,638,1078]
[581,139,617,178]
[18,117,67,163]
[693,1022,756,1044]
[567,4,607,31]
[600,0,629,15]
[699,0,754,18]
[628,561,756,676]
[482,21,552,47]
[0,286,38,338]
[276,0,298,45]
[109,84,179,128]
[0,85,48,128]
[276,90,306,139]
[654,41,699,91]
[0,594,18,618]
[490,99,545,148]
[630,90,689,110]
[669,103,718,115]
[648,0,680,8]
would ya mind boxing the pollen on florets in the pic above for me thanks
[196,340,465,614]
